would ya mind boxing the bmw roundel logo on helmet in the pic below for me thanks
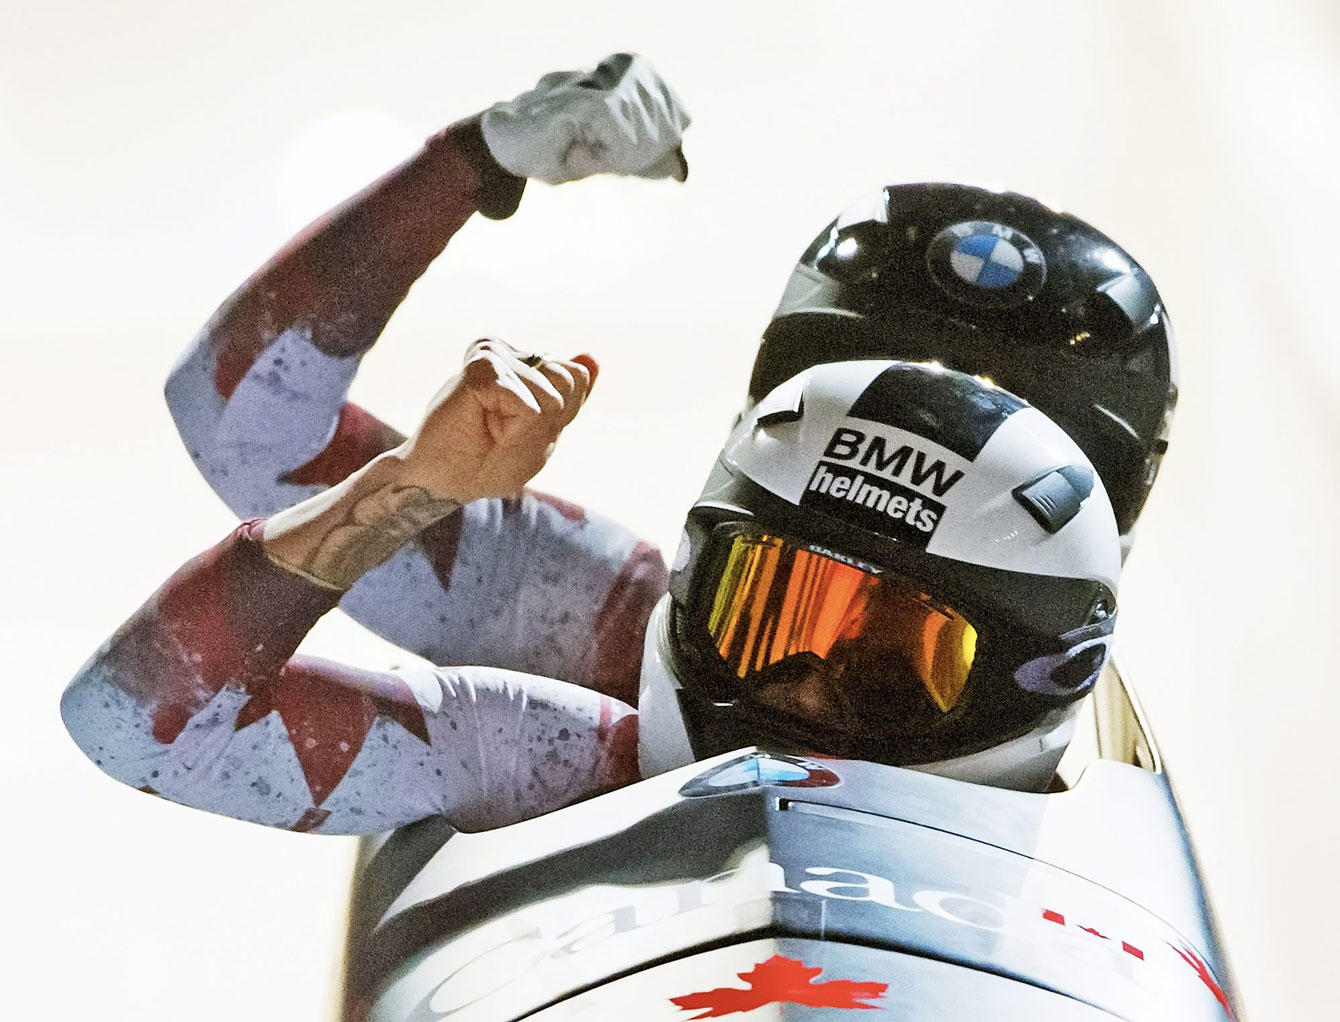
[927,220,1047,308]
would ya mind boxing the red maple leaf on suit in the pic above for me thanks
[669,955,888,1018]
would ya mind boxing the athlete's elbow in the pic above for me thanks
[59,673,94,760]
[59,663,151,791]
[163,331,227,455]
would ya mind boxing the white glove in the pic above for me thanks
[480,53,690,185]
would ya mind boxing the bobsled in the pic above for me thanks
[335,658,1240,1021]
[321,182,1202,1020]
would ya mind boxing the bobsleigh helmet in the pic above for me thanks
[748,184,1176,542]
[640,360,1121,791]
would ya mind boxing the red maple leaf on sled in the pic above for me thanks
[670,955,889,1018]
[1168,941,1235,1019]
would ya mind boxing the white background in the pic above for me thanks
[3,1,1337,1018]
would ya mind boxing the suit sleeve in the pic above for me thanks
[60,522,640,835]
[163,118,665,702]
[164,119,501,517]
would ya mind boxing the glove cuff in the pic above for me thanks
[431,115,527,221]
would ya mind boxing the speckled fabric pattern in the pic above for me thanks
[170,318,665,691]
[61,524,640,834]
[160,120,667,700]
[342,496,662,701]
[63,122,665,833]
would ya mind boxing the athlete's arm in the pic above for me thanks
[62,344,640,834]
[164,55,685,701]
[163,116,513,521]
[59,519,639,834]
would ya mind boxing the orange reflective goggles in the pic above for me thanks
[701,533,979,715]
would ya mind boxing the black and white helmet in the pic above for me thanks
[748,183,1176,544]
[640,360,1121,791]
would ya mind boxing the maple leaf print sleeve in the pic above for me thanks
[60,522,640,835]
[164,117,665,702]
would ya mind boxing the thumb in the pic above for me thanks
[572,353,600,392]
[635,145,689,182]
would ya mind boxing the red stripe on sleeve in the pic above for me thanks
[235,655,429,806]
[112,521,342,744]
[416,513,465,592]
[591,541,669,704]
[282,402,406,488]
[524,488,588,523]
[291,808,332,833]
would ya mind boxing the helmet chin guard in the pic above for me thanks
[905,707,1079,792]
[638,595,695,778]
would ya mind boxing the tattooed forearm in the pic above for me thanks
[263,452,459,591]
[297,484,457,589]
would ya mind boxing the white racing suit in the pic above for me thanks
[61,118,667,834]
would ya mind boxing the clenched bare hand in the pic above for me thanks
[396,338,597,504]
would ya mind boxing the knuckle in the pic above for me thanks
[470,336,518,361]
[466,336,497,354]
[462,354,493,382]
[537,388,563,414]
[464,351,503,382]
[545,363,575,391]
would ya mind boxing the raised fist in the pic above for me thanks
[481,53,690,185]
[396,340,597,504]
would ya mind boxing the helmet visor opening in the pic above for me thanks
[704,533,978,722]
